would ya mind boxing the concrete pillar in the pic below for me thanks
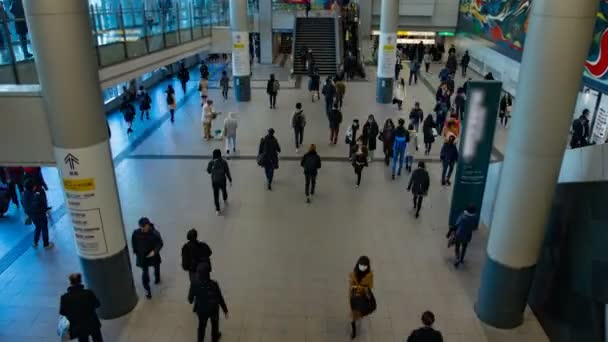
[259,0,273,64]
[375,0,398,103]
[357,0,372,40]
[24,0,138,319]
[475,0,597,329]
[230,0,251,101]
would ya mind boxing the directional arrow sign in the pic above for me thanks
[64,153,79,170]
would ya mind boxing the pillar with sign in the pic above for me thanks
[230,0,251,101]
[475,0,597,329]
[24,0,138,318]
[376,0,398,103]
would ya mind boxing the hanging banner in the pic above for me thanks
[449,81,502,227]
[592,95,608,144]
[55,140,127,259]
[231,31,250,77]
[377,32,397,79]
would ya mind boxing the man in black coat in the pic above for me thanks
[258,128,281,190]
[300,144,321,203]
[407,162,430,218]
[131,217,164,299]
[407,311,443,342]
[181,229,213,283]
[207,149,232,215]
[22,179,53,249]
[188,263,229,342]
[59,273,103,342]
[440,135,459,186]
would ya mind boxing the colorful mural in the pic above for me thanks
[584,1,608,92]
[457,0,531,61]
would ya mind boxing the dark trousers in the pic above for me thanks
[336,94,343,109]
[8,181,23,206]
[325,98,333,115]
[425,142,433,154]
[500,115,509,127]
[329,127,339,144]
[222,87,228,99]
[456,104,464,121]
[269,93,277,108]
[264,165,275,185]
[140,110,150,120]
[170,109,175,122]
[32,216,49,246]
[442,160,455,183]
[305,174,316,196]
[141,263,160,292]
[413,194,423,216]
[383,146,393,166]
[197,311,220,342]
[212,182,228,211]
[408,71,418,85]
[180,81,187,94]
[294,127,304,149]
[455,241,469,263]
[354,168,363,185]
[76,329,103,342]
[425,63,430,72]
[461,65,468,77]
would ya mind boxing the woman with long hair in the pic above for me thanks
[349,256,374,339]
[379,118,395,166]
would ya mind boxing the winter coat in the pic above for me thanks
[446,55,458,72]
[291,109,306,129]
[393,83,406,101]
[267,79,279,94]
[131,227,164,268]
[440,143,459,163]
[309,74,320,91]
[301,151,321,176]
[207,158,232,185]
[409,108,424,125]
[322,83,336,100]
[346,123,360,145]
[178,68,190,83]
[362,121,379,151]
[59,285,101,338]
[224,117,238,137]
[406,130,418,156]
[258,135,281,168]
[461,54,470,67]
[335,80,346,97]
[408,168,430,195]
[352,151,368,172]
[138,91,152,111]
[454,210,477,243]
[188,277,228,316]
[349,271,374,320]
[328,108,343,128]
[379,126,395,151]
[407,326,444,342]
[220,76,230,90]
[500,95,513,116]
[22,188,47,219]
[423,118,436,144]
[181,240,212,273]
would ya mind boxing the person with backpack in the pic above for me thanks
[166,85,176,123]
[448,205,477,268]
[137,86,152,120]
[266,74,280,109]
[328,103,343,145]
[392,118,409,179]
[570,109,591,148]
[291,103,307,152]
[223,112,238,157]
[188,263,229,342]
[346,118,360,160]
[300,144,321,203]
[219,71,230,101]
[22,179,53,249]
[206,149,232,215]
[406,311,444,342]
[181,229,213,283]
[440,135,459,186]
[407,162,430,218]
[349,256,374,339]
[321,77,336,117]
[258,128,281,190]
[131,217,164,299]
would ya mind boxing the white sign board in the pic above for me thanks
[231,31,250,77]
[592,95,608,144]
[55,141,126,259]
[377,32,397,79]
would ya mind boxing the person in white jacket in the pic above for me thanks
[224,112,238,156]
[201,99,217,140]
[393,78,406,110]
[405,123,418,172]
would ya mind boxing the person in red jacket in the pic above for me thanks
[5,167,24,208]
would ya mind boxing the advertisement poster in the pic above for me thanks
[231,31,250,77]
[449,81,502,227]
[55,141,127,259]
[377,32,397,79]
[592,94,608,144]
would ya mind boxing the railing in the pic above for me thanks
[0,0,233,84]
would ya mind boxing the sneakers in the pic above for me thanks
[216,210,221,216]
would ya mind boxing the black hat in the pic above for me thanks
[138,217,151,226]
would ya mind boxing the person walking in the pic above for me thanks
[23,167,47,191]
[335,76,346,109]
[258,128,281,190]
[361,115,379,161]
[200,61,209,79]
[448,205,477,268]
[121,99,136,134]
[207,149,232,215]
[188,263,229,342]
[266,74,280,109]
[219,71,230,101]
[405,124,418,172]
[291,103,307,152]
[59,273,103,342]
[309,69,321,102]
[131,217,164,299]
[440,135,459,186]
[460,50,470,77]
[392,78,406,110]
[391,118,408,179]
[409,59,420,85]
[223,112,238,156]
[379,119,395,166]
[423,50,432,73]
[300,144,321,203]
[499,93,513,128]
[321,77,336,117]
[202,99,219,140]
[446,51,458,77]
[349,256,374,339]
[570,109,591,148]
[352,141,368,187]
[166,85,176,123]
[328,103,343,145]
[454,87,466,121]
[407,162,430,218]
[23,179,53,249]
[346,119,360,160]
[181,229,212,283]
[409,102,424,132]
[423,114,436,155]
[406,311,444,342]
[394,60,402,81]
[177,64,190,94]
[137,86,152,120]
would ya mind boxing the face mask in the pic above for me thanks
[358,264,368,272]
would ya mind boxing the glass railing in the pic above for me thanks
[0,0,233,84]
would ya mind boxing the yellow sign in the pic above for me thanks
[234,43,245,48]
[63,178,95,192]
[383,44,395,51]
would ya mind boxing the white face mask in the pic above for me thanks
[358,264,368,272]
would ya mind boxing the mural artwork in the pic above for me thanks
[584,1,608,92]
[457,0,531,61]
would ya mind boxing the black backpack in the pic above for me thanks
[293,111,305,128]
[210,159,226,183]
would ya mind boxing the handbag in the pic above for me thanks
[350,287,377,317]
[57,315,70,340]
[432,127,438,137]
[256,153,265,167]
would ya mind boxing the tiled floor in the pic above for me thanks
[0,62,547,341]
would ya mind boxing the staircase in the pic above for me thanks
[293,17,337,75]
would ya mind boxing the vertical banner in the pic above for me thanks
[377,32,397,78]
[449,81,502,226]
[232,31,250,77]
